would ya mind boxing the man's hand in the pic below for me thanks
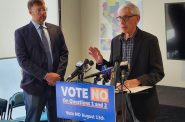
[88,47,103,64]
[45,73,61,86]
[123,79,141,89]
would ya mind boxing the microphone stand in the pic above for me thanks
[120,69,131,122]
[120,70,127,122]
[93,74,101,84]
[77,68,84,83]
[102,74,109,85]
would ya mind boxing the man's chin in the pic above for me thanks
[39,19,46,24]
[121,29,126,33]
[40,17,46,22]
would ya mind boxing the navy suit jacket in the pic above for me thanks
[97,28,165,121]
[15,22,68,95]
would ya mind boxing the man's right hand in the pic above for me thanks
[88,47,103,64]
[45,73,61,86]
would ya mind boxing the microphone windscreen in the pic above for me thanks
[84,59,89,65]
[89,60,94,66]
[76,61,83,67]
[101,65,111,79]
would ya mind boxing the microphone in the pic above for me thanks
[119,61,131,93]
[84,67,112,79]
[120,61,130,83]
[84,60,94,73]
[89,60,94,66]
[83,60,128,80]
[110,57,121,87]
[66,59,91,81]
[120,61,129,71]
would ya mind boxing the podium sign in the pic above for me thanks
[56,82,115,122]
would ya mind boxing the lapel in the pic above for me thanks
[111,34,123,64]
[28,22,45,51]
[130,28,143,72]
[45,23,54,50]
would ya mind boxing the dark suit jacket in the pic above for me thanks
[97,28,164,121]
[15,22,68,96]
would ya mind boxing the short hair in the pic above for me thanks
[27,0,45,10]
[118,1,140,16]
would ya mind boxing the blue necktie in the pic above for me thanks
[40,25,53,71]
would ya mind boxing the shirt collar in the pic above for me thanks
[31,20,47,30]
[120,27,138,41]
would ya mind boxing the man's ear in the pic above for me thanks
[136,15,140,22]
[29,10,32,15]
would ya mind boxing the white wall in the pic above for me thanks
[61,0,82,78]
[0,58,22,99]
[81,0,100,59]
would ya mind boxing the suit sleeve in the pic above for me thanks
[56,27,68,79]
[137,36,165,86]
[15,29,47,81]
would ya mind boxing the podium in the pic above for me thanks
[56,81,116,122]
[56,81,152,122]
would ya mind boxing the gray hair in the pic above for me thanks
[118,1,140,16]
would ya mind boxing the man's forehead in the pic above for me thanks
[32,2,45,7]
[32,3,45,8]
[118,7,132,15]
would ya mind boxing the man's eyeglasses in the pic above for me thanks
[31,8,48,14]
[116,15,137,22]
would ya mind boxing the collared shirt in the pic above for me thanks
[31,20,53,62]
[121,37,134,65]
[121,29,137,65]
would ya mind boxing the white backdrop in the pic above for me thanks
[0,0,59,58]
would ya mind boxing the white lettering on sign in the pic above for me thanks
[61,86,88,99]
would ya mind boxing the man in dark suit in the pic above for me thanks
[15,0,68,122]
[89,1,164,122]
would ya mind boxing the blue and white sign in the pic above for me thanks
[56,82,115,122]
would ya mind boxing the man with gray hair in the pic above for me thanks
[89,1,164,122]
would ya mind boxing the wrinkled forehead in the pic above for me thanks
[117,7,132,16]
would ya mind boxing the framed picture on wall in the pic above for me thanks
[165,2,185,60]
